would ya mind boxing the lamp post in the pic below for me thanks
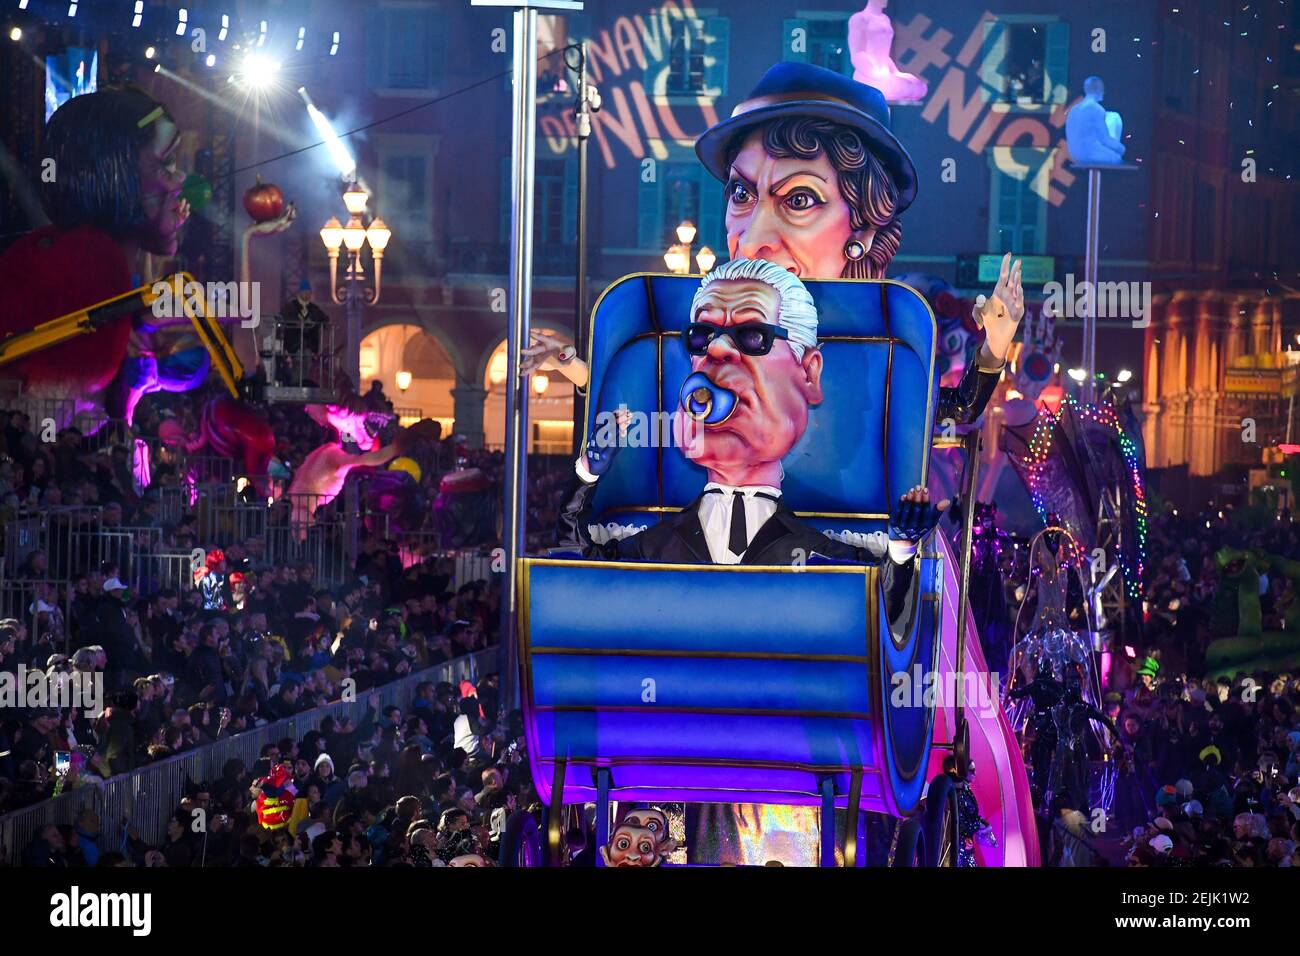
[473,0,585,719]
[662,219,715,274]
[319,178,392,566]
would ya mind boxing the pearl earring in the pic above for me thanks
[843,238,867,261]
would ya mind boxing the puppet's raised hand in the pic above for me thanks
[581,408,631,477]
[889,485,950,542]
[974,252,1024,365]
[521,330,589,388]
[243,203,298,239]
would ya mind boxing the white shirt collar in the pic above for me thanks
[702,482,782,498]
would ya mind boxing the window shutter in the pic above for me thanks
[563,155,578,242]
[783,18,809,63]
[697,167,723,255]
[977,19,1006,104]
[429,8,448,91]
[365,8,386,89]
[637,174,660,250]
[704,17,730,97]
[1044,22,1069,105]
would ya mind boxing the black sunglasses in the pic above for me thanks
[682,321,789,356]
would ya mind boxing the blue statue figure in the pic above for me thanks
[1065,76,1126,165]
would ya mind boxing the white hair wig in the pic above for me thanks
[690,257,819,361]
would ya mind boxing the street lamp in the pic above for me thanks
[663,243,689,275]
[319,178,391,568]
[395,369,412,393]
[320,179,389,389]
[663,220,717,274]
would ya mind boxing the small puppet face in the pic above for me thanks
[677,278,822,481]
[622,808,677,859]
[600,824,660,868]
[135,116,189,257]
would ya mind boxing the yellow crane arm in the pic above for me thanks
[0,272,244,399]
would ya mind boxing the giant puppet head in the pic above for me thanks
[695,62,916,282]
[674,258,822,488]
[42,85,192,258]
[0,86,192,397]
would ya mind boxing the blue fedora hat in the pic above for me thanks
[695,62,918,213]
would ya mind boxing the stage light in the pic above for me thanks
[301,89,357,179]
[1116,368,1132,383]
[19,0,29,10]
[154,63,161,73]
[532,374,550,396]
[395,370,412,392]
[1067,367,1087,382]
[296,26,305,51]
[145,45,155,59]
[132,0,142,28]
[257,19,267,47]
[8,26,20,42]
[67,1,77,17]
[175,8,187,36]
[219,14,228,42]
[205,53,216,67]
[330,32,340,56]
[237,52,280,89]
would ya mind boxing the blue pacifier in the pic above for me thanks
[679,371,737,426]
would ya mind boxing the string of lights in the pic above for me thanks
[1022,394,1149,599]
[5,0,344,66]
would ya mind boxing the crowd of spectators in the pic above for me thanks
[0,379,524,826]
[1026,504,1300,867]
[18,670,535,868]
[0,540,501,814]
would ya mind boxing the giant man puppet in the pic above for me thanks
[530,63,1027,866]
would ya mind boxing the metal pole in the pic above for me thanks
[1081,167,1101,404]
[498,6,541,710]
[345,261,361,570]
[952,428,982,769]
[572,41,590,457]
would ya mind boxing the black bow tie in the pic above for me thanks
[705,488,779,556]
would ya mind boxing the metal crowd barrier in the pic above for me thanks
[3,507,102,580]
[0,578,74,650]
[0,648,496,865]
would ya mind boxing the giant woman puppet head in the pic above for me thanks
[695,63,917,281]
[41,85,190,256]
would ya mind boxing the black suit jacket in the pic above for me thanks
[556,479,916,622]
